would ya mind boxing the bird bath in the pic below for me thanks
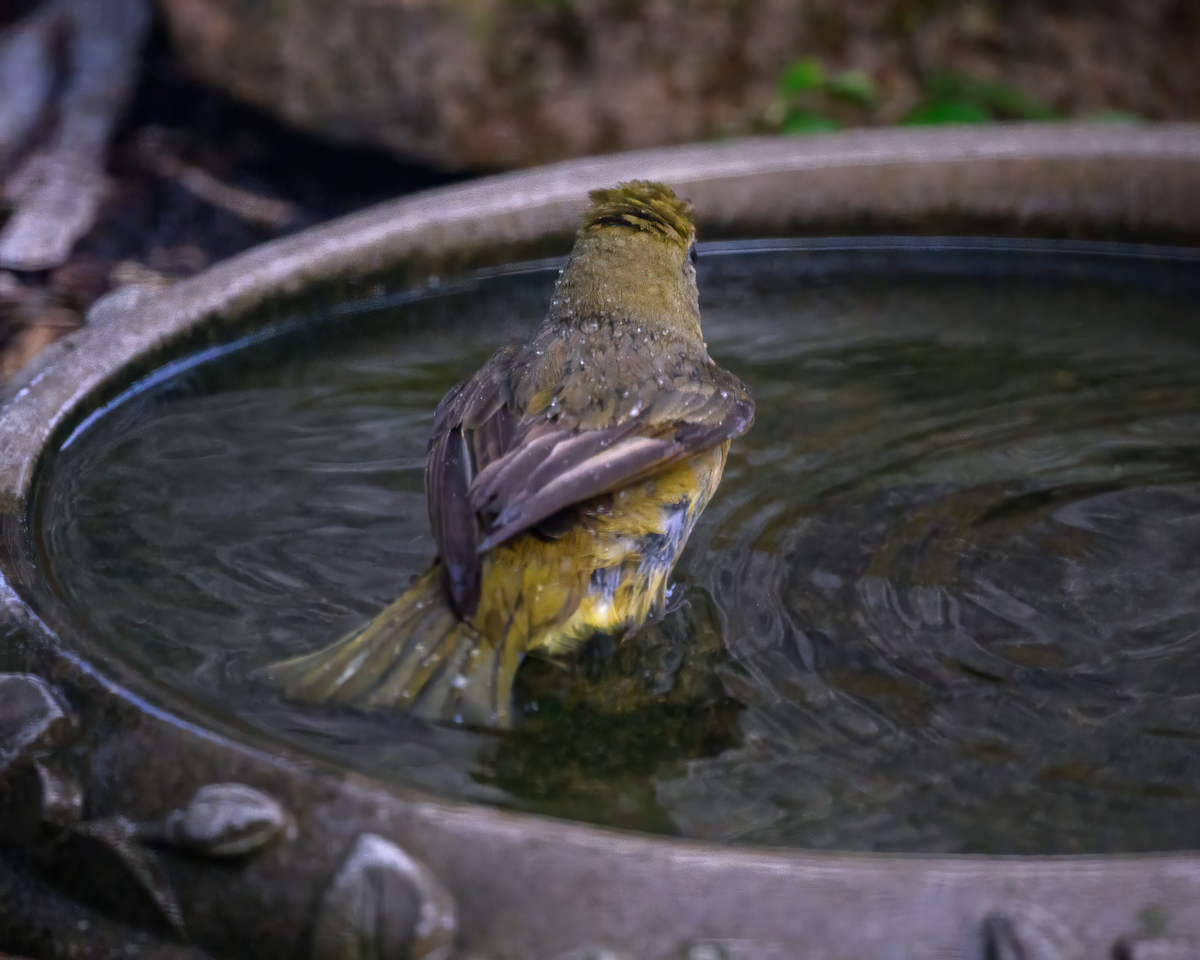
[3,125,1200,959]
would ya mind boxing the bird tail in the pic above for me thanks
[256,565,518,727]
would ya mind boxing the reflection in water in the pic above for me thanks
[38,244,1200,853]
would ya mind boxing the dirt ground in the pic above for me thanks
[0,22,460,385]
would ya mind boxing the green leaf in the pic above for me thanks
[902,100,992,125]
[781,111,839,135]
[827,70,878,106]
[918,72,1058,122]
[779,58,825,96]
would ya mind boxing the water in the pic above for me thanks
[36,240,1200,854]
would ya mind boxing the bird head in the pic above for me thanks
[550,181,701,337]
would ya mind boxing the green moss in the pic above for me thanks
[904,100,992,125]
[780,112,839,135]
[768,58,1070,138]
[903,72,1059,125]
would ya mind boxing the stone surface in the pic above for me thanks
[0,0,151,270]
[983,905,1085,960]
[158,0,1200,170]
[67,817,186,937]
[33,761,84,828]
[0,855,212,960]
[0,674,73,775]
[312,834,455,960]
[1118,941,1198,960]
[156,782,291,857]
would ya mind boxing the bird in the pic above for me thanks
[261,181,754,728]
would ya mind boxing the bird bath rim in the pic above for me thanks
[3,124,1200,960]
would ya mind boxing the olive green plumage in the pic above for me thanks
[262,181,754,727]
[582,180,696,249]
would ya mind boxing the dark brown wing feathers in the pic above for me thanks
[473,423,634,514]
[478,432,677,551]
[475,384,753,552]
[426,342,753,618]
[426,425,480,614]
[426,344,522,616]
[468,422,567,509]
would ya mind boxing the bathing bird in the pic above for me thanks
[262,181,754,727]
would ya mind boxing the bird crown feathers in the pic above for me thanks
[582,181,695,250]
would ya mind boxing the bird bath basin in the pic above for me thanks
[4,126,1200,959]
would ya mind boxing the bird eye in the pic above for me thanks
[689,245,698,265]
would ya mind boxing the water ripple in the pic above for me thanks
[36,250,1200,853]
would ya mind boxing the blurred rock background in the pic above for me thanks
[160,0,1200,167]
[1,0,1199,382]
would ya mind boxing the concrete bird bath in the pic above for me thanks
[3,124,1200,960]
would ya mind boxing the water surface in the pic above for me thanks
[38,240,1200,853]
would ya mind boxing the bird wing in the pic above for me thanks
[427,345,753,617]
[425,343,520,616]
[470,366,753,552]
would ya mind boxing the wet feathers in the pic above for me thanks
[264,181,754,727]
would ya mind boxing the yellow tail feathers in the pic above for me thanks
[258,566,519,727]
